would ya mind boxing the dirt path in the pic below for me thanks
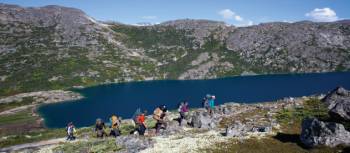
[0,104,36,116]
[0,138,69,152]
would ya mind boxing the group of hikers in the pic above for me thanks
[65,94,216,141]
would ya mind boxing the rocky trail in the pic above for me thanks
[0,104,36,116]
[0,138,68,152]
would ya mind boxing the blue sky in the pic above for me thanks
[1,0,350,26]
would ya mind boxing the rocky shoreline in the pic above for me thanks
[0,90,83,104]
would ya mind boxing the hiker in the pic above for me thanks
[95,118,106,138]
[177,102,184,124]
[136,110,147,136]
[179,101,189,126]
[203,94,211,114]
[66,122,76,141]
[109,115,121,137]
[202,97,210,112]
[153,105,167,134]
[208,95,216,116]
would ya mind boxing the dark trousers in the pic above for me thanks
[110,128,120,137]
[137,124,146,135]
[66,133,75,141]
[96,129,106,138]
[179,112,185,125]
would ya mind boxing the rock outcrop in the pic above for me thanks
[322,87,350,121]
[300,118,350,147]
[115,135,154,153]
[190,110,216,129]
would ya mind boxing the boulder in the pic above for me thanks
[225,121,250,137]
[116,135,154,153]
[159,120,183,135]
[252,126,272,133]
[190,111,216,129]
[322,87,350,121]
[300,118,350,147]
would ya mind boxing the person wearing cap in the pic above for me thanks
[95,118,106,138]
[153,105,167,134]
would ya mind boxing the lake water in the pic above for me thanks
[38,72,350,128]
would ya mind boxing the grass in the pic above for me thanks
[275,98,329,132]
[0,128,66,148]
[0,109,37,127]
[0,97,34,112]
[219,109,268,128]
[53,138,121,153]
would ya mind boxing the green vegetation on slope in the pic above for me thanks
[53,138,121,153]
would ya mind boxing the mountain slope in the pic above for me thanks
[1,4,350,96]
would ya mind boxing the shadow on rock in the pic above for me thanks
[273,132,308,149]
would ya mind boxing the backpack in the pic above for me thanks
[137,114,145,124]
[132,108,141,123]
[153,108,162,120]
[111,115,119,129]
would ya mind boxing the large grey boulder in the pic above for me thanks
[158,120,184,135]
[300,118,350,147]
[322,87,350,121]
[116,135,154,153]
[190,111,216,129]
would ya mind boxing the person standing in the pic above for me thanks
[153,105,167,134]
[208,95,216,117]
[66,122,76,141]
[109,115,121,137]
[95,118,106,138]
[179,101,189,126]
[136,110,147,136]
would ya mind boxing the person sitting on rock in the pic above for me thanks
[66,122,76,141]
[109,115,121,137]
[136,110,147,136]
[95,118,106,138]
[179,101,189,126]
[153,105,167,134]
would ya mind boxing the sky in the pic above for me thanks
[1,0,350,26]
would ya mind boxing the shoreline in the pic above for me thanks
[67,71,350,91]
[0,90,84,129]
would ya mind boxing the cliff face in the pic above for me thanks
[227,22,350,72]
[1,3,350,96]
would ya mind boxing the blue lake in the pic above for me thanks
[38,72,350,128]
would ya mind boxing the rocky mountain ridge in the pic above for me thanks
[1,3,350,96]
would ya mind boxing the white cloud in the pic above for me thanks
[141,16,158,20]
[305,8,338,22]
[235,15,243,21]
[218,9,244,21]
[219,9,235,19]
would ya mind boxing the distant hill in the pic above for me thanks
[1,3,350,96]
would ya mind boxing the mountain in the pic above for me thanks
[1,3,350,96]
